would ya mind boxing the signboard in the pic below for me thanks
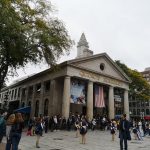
[114,95,121,102]
[70,80,86,104]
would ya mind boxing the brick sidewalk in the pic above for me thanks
[0,143,6,150]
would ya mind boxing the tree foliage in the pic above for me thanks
[116,60,150,101]
[0,0,73,90]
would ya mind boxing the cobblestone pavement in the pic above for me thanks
[2,130,150,150]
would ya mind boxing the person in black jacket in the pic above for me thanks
[119,114,130,150]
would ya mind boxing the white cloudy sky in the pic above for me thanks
[7,0,150,84]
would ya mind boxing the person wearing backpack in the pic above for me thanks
[80,117,88,144]
[110,120,116,141]
[35,117,43,148]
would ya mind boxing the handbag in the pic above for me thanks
[127,130,131,141]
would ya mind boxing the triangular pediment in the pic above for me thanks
[67,53,130,82]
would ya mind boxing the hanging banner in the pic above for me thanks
[94,85,105,108]
[70,80,86,104]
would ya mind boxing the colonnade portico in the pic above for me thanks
[61,75,130,120]
[86,80,93,121]
[62,76,71,119]
[124,89,129,119]
[108,86,115,119]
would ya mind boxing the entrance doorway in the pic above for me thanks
[82,106,86,115]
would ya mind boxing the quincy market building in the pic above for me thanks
[0,34,130,120]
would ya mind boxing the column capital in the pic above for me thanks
[124,89,129,92]
[88,80,93,84]
[109,85,114,89]
[65,76,71,79]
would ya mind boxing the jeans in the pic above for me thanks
[120,132,128,150]
[6,138,12,150]
[12,133,21,150]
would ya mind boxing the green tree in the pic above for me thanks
[115,60,150,101]
[0,0,73,90]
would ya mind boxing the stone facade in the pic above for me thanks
[0,34,130,120]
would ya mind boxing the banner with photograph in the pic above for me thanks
[70,80,86,104]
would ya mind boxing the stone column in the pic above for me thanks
[86,80,93,121]
[48,80,56,116]
[30,85,36,118]
[19,89,23,108]
[108,86,114,119]
[62,76,70,119]
[39,82,44,116]
[25,86,29,106]
[16,88,19,101]
[124,89,129,120]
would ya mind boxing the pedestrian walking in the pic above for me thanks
[132,125,138,140]
[110,120,116,141]
[35,117,43,148]
[91,118,96,131]
[80,118,88,144]
[75,118,80,138]
[53,116,58,131]
[27,118,33,136]
[119,114,130,150]
[5,114,15,150]
[11,113,24,150]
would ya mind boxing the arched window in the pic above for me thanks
[44,99,49,116]
[21,102,25,107]
[28,101,31,106]
[35,100,39,117]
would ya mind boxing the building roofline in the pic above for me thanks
[3,52,131,90]
[67,52,131,83]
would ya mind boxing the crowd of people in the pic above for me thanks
[0,110,150,149]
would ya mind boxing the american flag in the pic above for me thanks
[95,85,105,108]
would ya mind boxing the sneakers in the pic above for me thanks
[36,146,40,148]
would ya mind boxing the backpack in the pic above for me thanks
[35,125,39,134]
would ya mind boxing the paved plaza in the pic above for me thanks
[1,130,150,150]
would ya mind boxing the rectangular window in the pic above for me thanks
[141,101,145,107]
[133,109,136,115]
[22,88,26,97]
[29,86,33,96]
[44,80,50,92]
[145,101,149,107]
[36,83,41,93]
[137,109,140,115]
[146,109,150,115]
[18,88,21,97]
[11,90,14,99]
[137,102,141,107]
[14,89,17,98]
